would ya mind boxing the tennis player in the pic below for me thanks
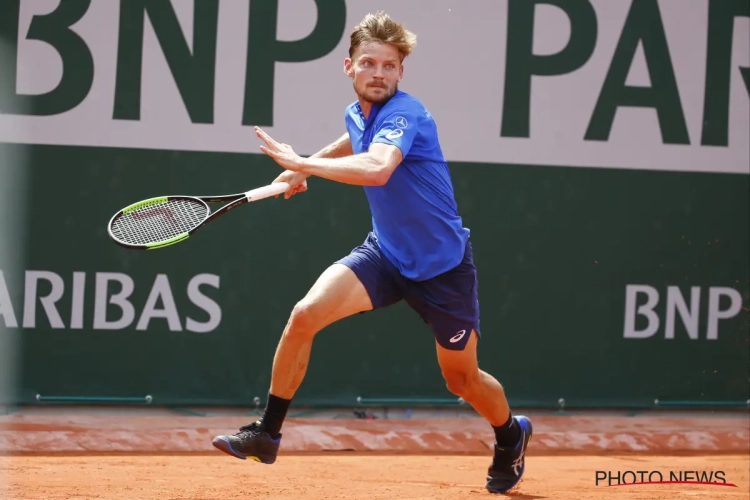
[212,11,532,494]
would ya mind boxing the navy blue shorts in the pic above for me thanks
[335,232,481,351]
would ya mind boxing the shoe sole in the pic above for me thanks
[212,436,262,463]
[486,415,533,494]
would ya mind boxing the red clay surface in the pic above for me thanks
[2,454,748,499]
[2,412,748,455]
[1,409,748,498]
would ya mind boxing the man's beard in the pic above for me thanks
[356,82,398,104]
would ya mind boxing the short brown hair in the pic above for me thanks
[348,12,417,61]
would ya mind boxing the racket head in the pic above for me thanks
[107,196,210,250]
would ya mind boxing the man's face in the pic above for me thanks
[345,42,403,105]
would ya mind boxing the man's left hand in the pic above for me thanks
[255,126,303,172]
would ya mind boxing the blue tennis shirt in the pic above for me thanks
[344,90,470,281]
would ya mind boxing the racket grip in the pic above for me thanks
[245,182,288,201]
[245,180,308,201]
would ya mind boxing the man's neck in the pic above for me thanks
[357,90,398,120]
[358,98,373,120]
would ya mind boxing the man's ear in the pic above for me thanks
[344,58,354,77]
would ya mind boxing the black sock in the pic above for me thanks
[261,393,291,439]
[493,412,521,448]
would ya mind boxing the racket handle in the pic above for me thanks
[245,180,309,201]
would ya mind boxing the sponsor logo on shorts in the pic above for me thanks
[449,329,466,343]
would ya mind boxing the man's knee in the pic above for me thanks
[285,300,322,340]
[442,368,481,398]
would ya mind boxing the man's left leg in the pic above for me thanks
[435,330,510,426]
[405,240,532,494]
[435,331,533,494]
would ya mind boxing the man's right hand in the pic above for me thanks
[272,170,309,199]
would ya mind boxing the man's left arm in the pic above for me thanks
[297,108,418,186]
[256,107,417,186]
[297,143,402,186]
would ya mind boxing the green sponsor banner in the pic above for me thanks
[0,145,746,407]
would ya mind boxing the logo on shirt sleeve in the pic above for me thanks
[384,116,408,140]
[386,129,404,140]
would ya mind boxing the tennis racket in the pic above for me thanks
[107,180,304,250]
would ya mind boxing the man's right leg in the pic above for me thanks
[268,262,374,401]
[213,233,401,463]
[212,263,373,463]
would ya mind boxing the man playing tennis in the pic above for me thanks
[212,11,532,494]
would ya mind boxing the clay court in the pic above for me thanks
[3,453,750,499]
[1,407,748,499]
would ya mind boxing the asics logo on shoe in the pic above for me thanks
[512,430,527,476]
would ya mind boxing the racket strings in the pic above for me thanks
[110,199,208,245]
